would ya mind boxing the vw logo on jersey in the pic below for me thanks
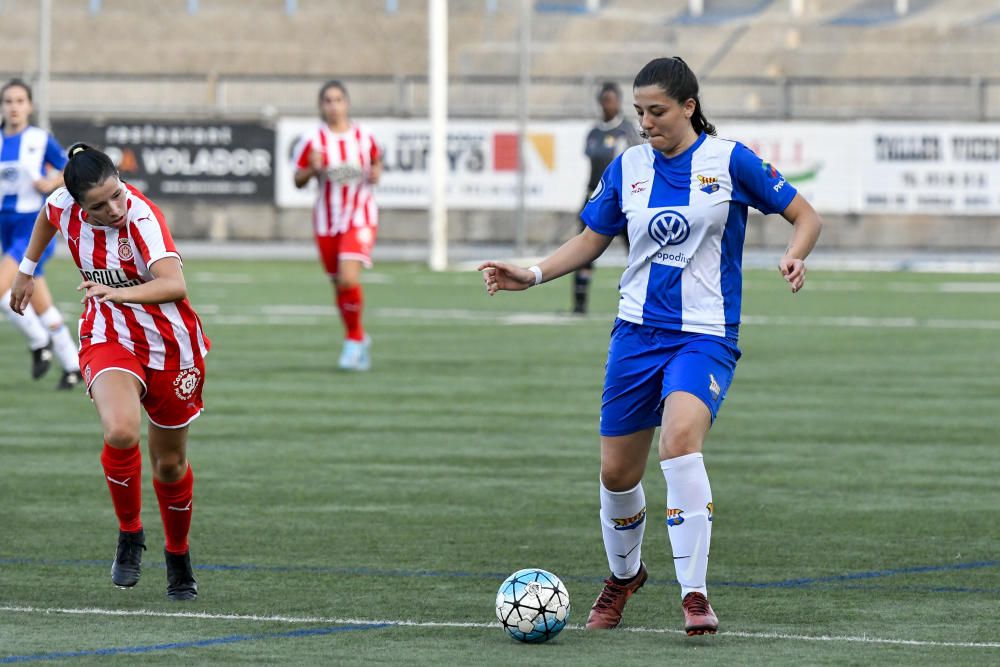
[648,209,690,247]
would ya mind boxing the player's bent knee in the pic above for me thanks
[600,464,644,492]
[151,456,187,483]
[104,425,141,448]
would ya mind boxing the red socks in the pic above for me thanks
[101,443,143,533]
[101,443,195,554]
[336,285,365,341]
[153,464,194,555]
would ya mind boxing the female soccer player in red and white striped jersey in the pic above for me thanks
[292,80,382,371]
[10,143,210,601]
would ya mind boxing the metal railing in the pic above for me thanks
[5,71,999,122]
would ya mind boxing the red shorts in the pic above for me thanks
[80,342,206,429]
[315,226,377,277]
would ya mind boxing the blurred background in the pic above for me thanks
[2,0,999,265]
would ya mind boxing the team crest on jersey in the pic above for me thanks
[666,508,685,527]
[648,209,690,247]
[697,175,719,194]
[709,373,721,400]
[173,367,202,400]
[588,179,605,202]
[706,502,714,522]
[117,237,134,261]
[612,507,647,531]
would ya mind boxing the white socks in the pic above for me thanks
[599,481,646,580]
[38,307,80,372]
[1,290,50,351]
[661,452,713,599]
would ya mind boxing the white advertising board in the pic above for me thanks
[276,118,590,212]
[276,119,1000,215]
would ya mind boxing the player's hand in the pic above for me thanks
[78,281,122,304]
[308,149,326,173]
[9,272,35,315]
[477,261,535,295]
[778,256,806,293]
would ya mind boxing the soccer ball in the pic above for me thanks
[495,568,570,643]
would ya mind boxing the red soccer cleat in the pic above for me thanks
[585,562,648,629]
[682,591,718,636]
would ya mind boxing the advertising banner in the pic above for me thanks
[52,120,275,200]
[721,122,857,214]
[856,123,1000,215]
[275,118,590,211]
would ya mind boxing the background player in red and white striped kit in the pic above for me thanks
[10,143,210,601]
[292,80,382,371]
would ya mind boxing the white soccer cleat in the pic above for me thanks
[338,336,371,371]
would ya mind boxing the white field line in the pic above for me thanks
[1,606,998,650]
[199,307,1000,331]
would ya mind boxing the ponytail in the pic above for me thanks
[64,142,119,203]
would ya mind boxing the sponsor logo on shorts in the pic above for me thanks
[706,502,714,522]
[709,373,720,400]
[173,367,202,400]
[612,507,647,531]
[117,237,134,261]
[356,226,374,249]
[666,508,685,527]
[84,365,92,384]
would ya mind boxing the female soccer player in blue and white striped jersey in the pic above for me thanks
[0,78,80,388]
[480,57,823,637]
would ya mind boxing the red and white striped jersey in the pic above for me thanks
[45,184,211,371]
[292,123,381,236]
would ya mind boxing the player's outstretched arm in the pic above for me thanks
[778,193,823,293]
[10,210,58,315]
[479,227,614,296]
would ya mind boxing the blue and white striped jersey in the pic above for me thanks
[582,133,796,342]
[0,126,67,215]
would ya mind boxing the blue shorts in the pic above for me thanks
[600,319,741,437]
[0,212,56,277]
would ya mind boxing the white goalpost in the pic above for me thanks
[428,0,449,271]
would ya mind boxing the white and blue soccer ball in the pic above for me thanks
[495,568,570,643]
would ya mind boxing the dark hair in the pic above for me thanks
[1,78,33,130]
[64,143,119,203]
[318,79,348,102]
[597,81,621,102]
[633,57,716,136]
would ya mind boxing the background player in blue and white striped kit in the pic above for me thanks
[0,78,80,388]
[480,57,823,636]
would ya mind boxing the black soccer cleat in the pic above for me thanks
[31,342,53,379]
[111,529,146,588]
[165,549,198,601]
[57,370,82,391]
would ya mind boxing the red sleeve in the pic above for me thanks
[369,132,381,163]
[293,136,314,169]
[46,203,63,229]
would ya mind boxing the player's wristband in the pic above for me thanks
[18,257,38,276]
[528,265,543,286]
